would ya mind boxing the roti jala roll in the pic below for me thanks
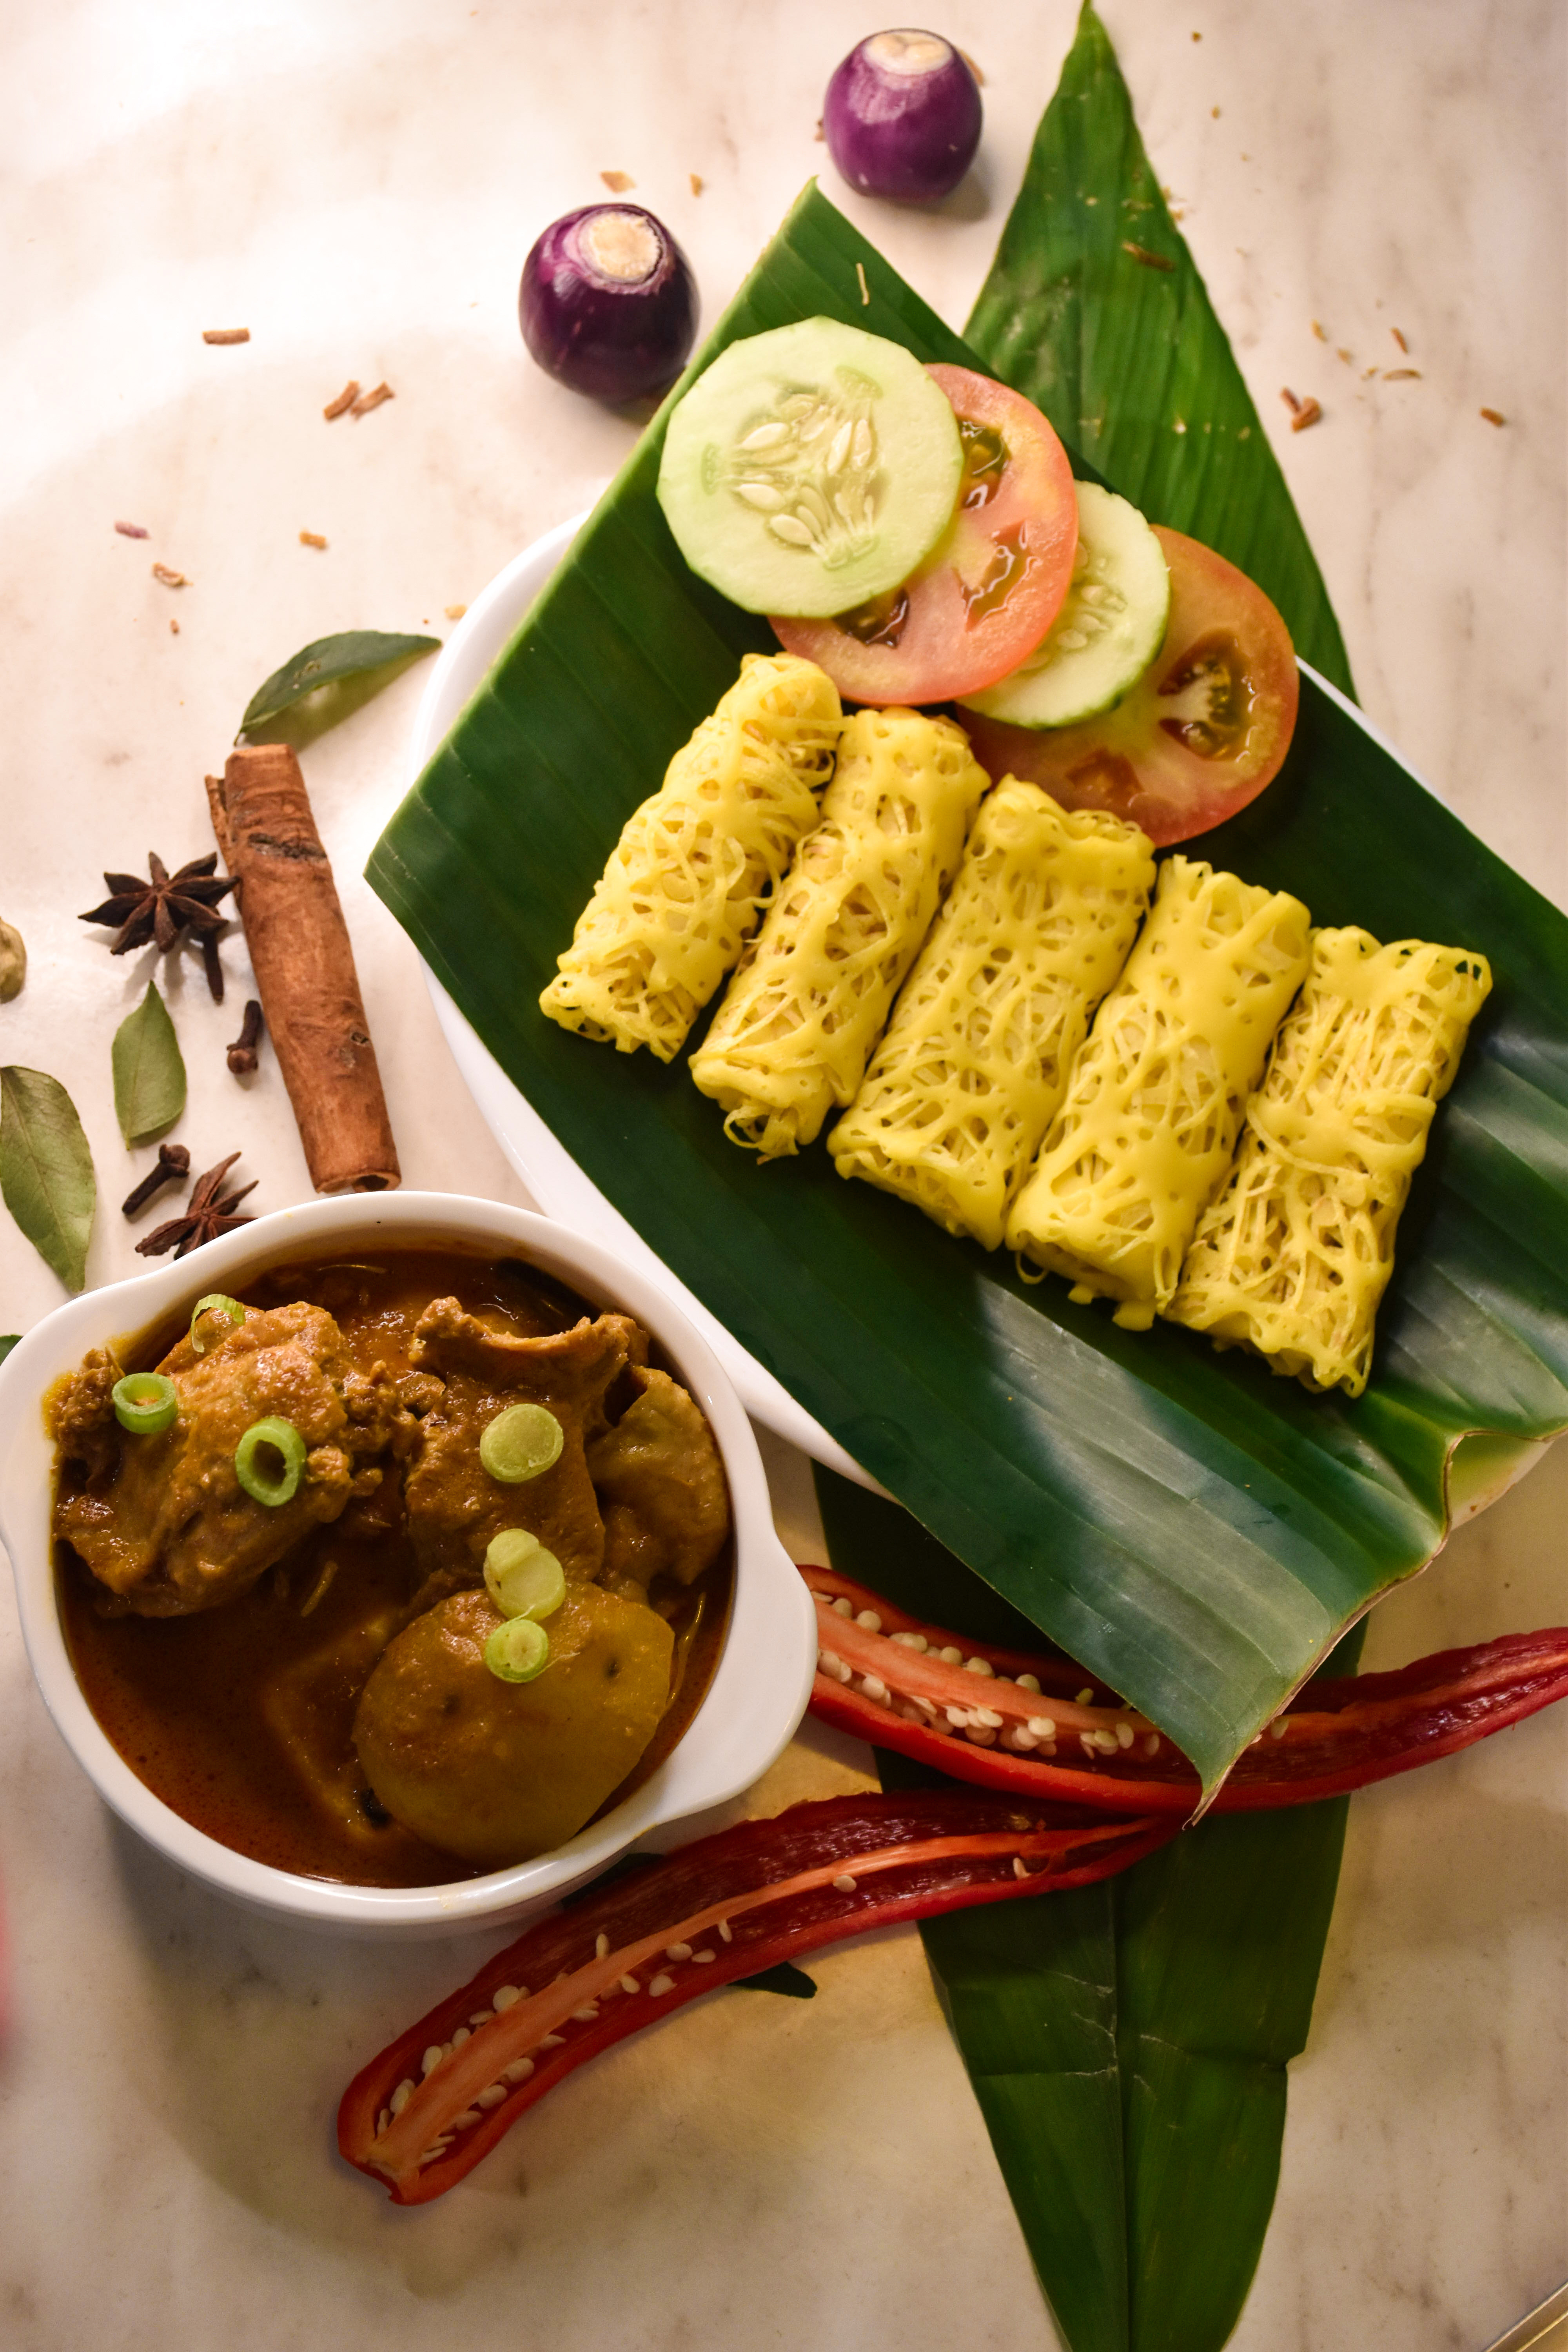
[690,706,988,1159]
[540,652,841,1062]
[828,780,1155,1249]
[1166,927,1492,1394]
[1006,856,1312,1326]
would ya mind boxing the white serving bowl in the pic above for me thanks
[0,1191,816,1938]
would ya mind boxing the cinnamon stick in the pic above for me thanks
[206,748,400,1193]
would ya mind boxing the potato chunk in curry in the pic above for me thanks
[352,1585,675,1866]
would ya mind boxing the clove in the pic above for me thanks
[202,931,226,1004]
[227,998,265,1075]
[121,1142,191,1219]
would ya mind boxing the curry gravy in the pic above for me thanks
[58,1249,732,1887]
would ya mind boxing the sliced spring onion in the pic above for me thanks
[483,1528,566,1623]
[234,1416,307,1506]
[190,1293,247,1355]
[478,1401,564,1484]
[111,1372,179,1436]
[484,1616,551,1684]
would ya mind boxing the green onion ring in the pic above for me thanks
[478,1401,564,1484]
[234,1416,307,1507]
[111,1372,179,1436]
[483,1617,551,1684]
[190,1293,247,1355]
[483,1528,566,1622]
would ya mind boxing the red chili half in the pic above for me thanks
[804,1564,1568,1813]
[339,1788,1172,2204]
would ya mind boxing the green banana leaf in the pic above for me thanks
[367,169,1568,1794]
[817,1464,1358,2352]
[967,3,1353,699]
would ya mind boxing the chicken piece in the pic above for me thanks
[45,1349,122,1484]
[401,1303,641,1601]
[586,1365,731,1592]
[51,1303,384,1617]
[353,1583,674,1866]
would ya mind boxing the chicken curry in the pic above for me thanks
[48,1250,733,1886]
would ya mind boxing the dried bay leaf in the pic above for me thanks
[0,1066,96,1291]
[239,630,440,739]
[0,916,24,1002]
[112,980,187,1145]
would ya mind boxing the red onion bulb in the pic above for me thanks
[823,29,983,205]
[519,205,698,405]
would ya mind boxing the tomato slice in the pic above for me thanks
[769,365,1078,705]
[959,527,1300,847]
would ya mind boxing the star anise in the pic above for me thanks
[134,1151,257,1259]
[80,851,237,1001]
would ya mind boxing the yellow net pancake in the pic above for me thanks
[540,653,841,1062]
[689,706,989,1159]
[828,781,1155,1249]
[1006,856,1313,1326]
[1166,927,1492,1394]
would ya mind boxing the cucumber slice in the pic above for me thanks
[960,481,1171,728]
[657,319,963,617]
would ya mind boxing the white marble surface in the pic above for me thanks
[1,3,1564,2347]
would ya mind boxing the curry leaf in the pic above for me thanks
[0,1335,20,1365]
[0,1066,96,1292]
[238,630,440,737]
[111,980,186,1145]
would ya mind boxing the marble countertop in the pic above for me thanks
[2,3,1564,2346]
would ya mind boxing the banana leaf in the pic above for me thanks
[967,4,1352,699]
[818,1464,1359,2352]
[366,180,1568,1795]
